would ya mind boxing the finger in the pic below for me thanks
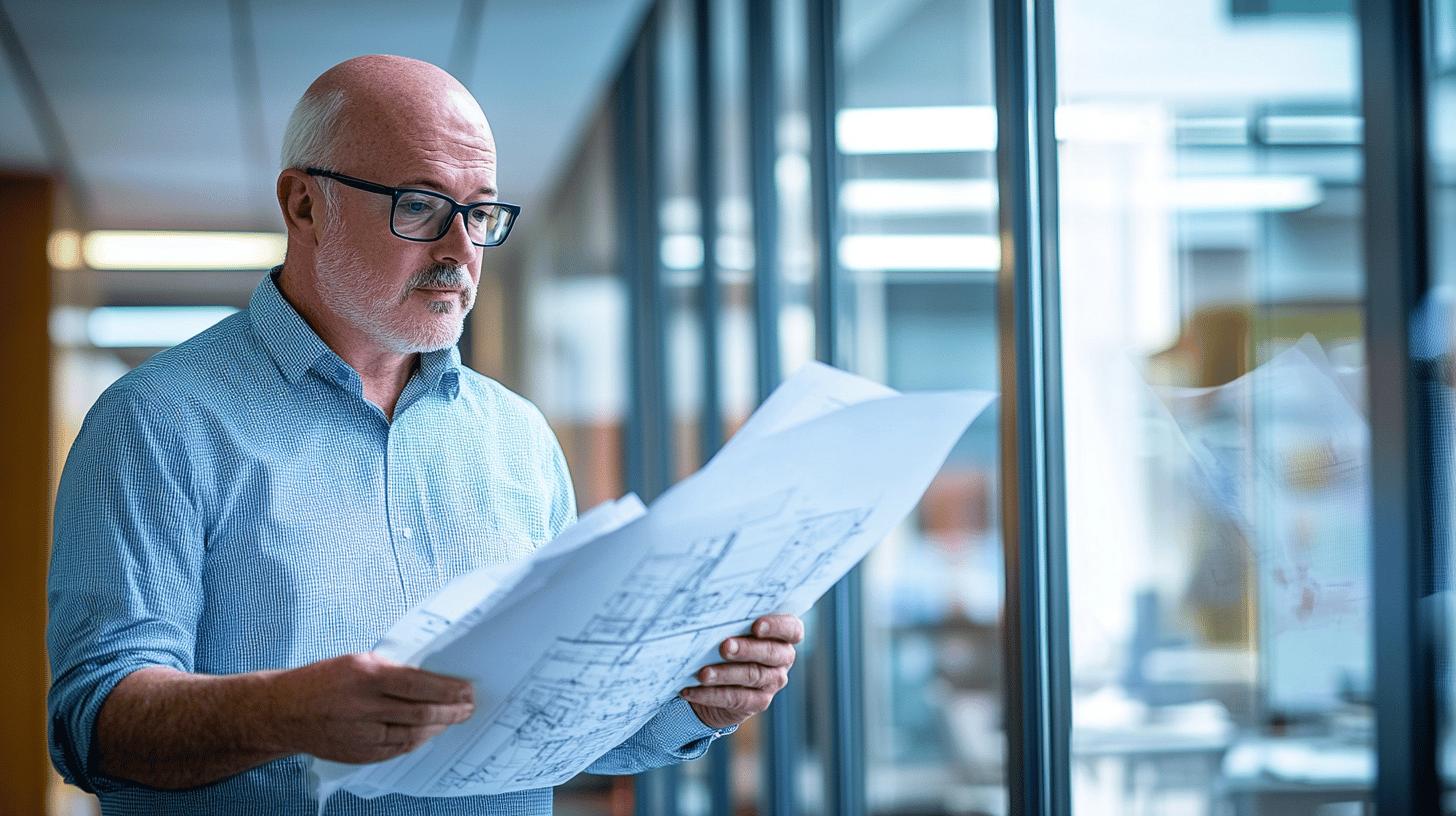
[679,685,773,715]
[374,666,474,704]
[720,637,796,667]
[372,700,476,726]
[377,722,449,749]
[751,614,804,643]
[697,662,788,691]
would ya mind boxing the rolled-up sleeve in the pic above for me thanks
[585,697,737,775]
[47,382,205,793]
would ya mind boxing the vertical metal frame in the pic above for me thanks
[1360,0,1443,813]
[806,1,866,815]
[748,0,782,396]
[746,0,797,813]
[618,10,682,814]
[621,7,670,508]
[992,1,1072,815]
[694,0,724,463]
[691,0,733,811]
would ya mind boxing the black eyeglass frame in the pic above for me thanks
[304,167,521,247]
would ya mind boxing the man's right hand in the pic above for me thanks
[263,652,476,764]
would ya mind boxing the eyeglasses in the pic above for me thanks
[305,168,520,248]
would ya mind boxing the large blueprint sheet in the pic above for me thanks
[311,363,994,802]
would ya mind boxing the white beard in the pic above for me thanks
[314,225,476,354]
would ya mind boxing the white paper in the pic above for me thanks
[311,363,994,802]
[1150,336,1371,711]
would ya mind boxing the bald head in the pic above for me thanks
[281,55,496,185]
[273,56,500,363]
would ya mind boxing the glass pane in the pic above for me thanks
[655,0,712,811]
[1429,0,1456,808]
[774,1,828,812]
[515,98,636,816]
[709,0,768,811]
[835,1,1006,814]
[659,0,706,489]
[1053,3,1373,814]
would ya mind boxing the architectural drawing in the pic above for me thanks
[428,496,873,793]
[309,362,995,802]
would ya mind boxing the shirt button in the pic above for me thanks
[401,528,413,539]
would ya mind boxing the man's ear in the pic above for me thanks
[277,169,322,248]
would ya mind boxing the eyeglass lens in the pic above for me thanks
[392,190,512,246]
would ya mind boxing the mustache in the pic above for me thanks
[404,264,472,294]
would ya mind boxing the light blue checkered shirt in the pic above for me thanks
[48,269,723,815]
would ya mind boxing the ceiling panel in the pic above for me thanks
[0,0,649,235]
[6,0,250,228]
[467,0,650,209]
[0,28,48,170]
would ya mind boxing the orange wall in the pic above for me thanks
[0,174,53,815]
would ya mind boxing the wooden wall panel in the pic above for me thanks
[0,173,54,815]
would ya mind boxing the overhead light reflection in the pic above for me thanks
[86,306,240,348]
[80,231,286,271]
[838,234,1000,272]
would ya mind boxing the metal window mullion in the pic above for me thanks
[1359,1,1442,814]
[620,12,680,814]
[694,0,723,461]
[748,0,782,396]
[747,0,796,812]
[992,0,1071,815]
[807,1,864,815]
[692,0,732,812]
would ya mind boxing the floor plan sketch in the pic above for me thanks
[577,493,871,645]
[309,363,996,803]
[424,498,876,793]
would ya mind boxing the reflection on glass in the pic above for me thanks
[1054,2,1373,814]
[835,1,1005,814]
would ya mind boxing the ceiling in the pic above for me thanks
[0,0,651,233]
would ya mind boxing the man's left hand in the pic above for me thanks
[681,614,804,729]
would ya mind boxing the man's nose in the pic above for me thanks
[430,211,480,269]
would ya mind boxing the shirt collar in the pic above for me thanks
[249,267,333,384]
[249,268,463,398]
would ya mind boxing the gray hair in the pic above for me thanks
[280,87,347,216]
[281,87,347,170]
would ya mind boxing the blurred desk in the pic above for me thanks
[1071,713,1234,816]
[1217,736,1374,816]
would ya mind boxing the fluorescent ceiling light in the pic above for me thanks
[837,106,996,154]
[1171,175,1323,212]
[1261,115,1362,145]
[838,234,1000,272]
[661,235,704,270]
[841,179,998,214]
[81,231,286,271]
[87,306,240,348]
[48,229,84,270]
[1175,116,1250,146]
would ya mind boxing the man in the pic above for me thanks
[48,55,801,815]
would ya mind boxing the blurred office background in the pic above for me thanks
[2,0,1452,814]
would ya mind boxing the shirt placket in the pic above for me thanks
[384,389,444,606]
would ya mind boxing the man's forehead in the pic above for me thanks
[395,175,499,199]
[333,99,498,193]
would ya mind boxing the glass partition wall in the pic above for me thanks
[832,1,1006,814]
[1052,2,1373,814]
[502,0,1450,814]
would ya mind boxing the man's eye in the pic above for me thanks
[397,195,444,219]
